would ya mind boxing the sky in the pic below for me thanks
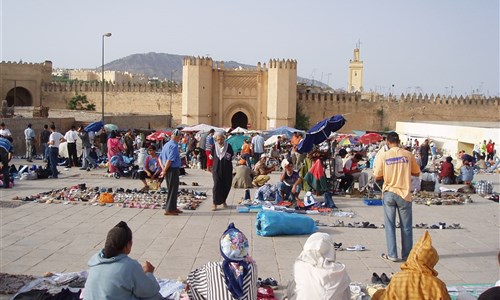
[1,0,498,97]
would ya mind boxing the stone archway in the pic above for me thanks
[6,87,33,106]
[231,111,248,129]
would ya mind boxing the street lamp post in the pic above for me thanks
[101,32,112,124]
[169,69,177,126]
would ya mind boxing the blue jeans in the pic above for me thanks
[275,182,301,204]
[42,143,48,161]
[383,191,413,260]
[323,192,336,208]
[48,147,59,179]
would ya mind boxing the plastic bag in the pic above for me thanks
[256,210,317,236]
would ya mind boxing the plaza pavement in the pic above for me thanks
[0,158,499,298]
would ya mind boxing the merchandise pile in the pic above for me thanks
[13,184,207,211]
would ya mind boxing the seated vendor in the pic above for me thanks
[138,145,163,191]
[276,159,302,203]
[343,153,369,192]
[372,231,451,300]
[252,153,277,187]
[438,156,455,184]
[334,149,353,192]
[187,223,258,300]
[232,159,253,189]
[84,221,163,300]
[291,232,351,300]
[457,160,474,185]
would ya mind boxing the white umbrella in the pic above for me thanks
[264,134,283,147]
[231,127,248,134]
[181,123,223,132]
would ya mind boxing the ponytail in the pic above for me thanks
[103,221,132,258]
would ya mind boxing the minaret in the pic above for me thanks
[348,46,364,92]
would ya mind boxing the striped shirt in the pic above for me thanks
[187,261,257,300]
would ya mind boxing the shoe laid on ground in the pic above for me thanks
[380,272,391,285]
[380,253,399,262]
[164,211,179,216]
[371,272,382,284]
[346,245,366,251]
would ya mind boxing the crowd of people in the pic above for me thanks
[2,120,499,299]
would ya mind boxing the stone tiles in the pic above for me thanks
[0,158,499,298]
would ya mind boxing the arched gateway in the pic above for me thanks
[231,111,248,129]
[181,57,297,130]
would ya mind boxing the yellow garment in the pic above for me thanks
[372,231,451,300]
[299,158,313,192]
[252,175,270,187]
[373,147,420,201]
[98,192,114,203]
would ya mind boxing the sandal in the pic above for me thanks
[346,245,366,251]
[211,205,217,211]
[380,253,399,262]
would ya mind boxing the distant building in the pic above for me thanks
[348,47,364,92]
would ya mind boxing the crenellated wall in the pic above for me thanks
[298,90,500,132]
[42,82,183,124]
[5,60,498,132]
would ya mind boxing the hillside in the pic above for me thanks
[102,52,328,87]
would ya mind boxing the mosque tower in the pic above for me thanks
[348,46,364,92]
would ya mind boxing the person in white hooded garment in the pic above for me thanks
[291,232,351,300]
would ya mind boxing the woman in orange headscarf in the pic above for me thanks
[372,230,451,300]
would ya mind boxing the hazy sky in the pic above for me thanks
[1,0,498,96]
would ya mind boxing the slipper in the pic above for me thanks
[380,253,399,262]
[346,245,366,251]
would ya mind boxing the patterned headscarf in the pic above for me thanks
[220,223,250,299]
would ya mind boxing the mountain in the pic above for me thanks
[103,52,329,87]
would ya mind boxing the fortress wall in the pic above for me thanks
[41,83,499,133]
[299,92,500,132]
[42,90,183,124]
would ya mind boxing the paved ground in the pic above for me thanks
[0,158,499,298]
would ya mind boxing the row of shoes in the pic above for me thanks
[257,277,278,287]
[371,272,391,285]
[413,192,473,205]
[414,222,461,229]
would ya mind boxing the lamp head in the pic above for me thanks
[103,32,112,37]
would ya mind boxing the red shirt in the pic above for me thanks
[486,142,494,154]
[439,161,454,178]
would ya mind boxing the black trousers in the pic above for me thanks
[67,142,78,167]
[0,148,10,187]
[164,168,179,212]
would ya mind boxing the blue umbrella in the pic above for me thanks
[297,115,346,154]
[84,121,104,132]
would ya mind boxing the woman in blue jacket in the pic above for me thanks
[84,221,163,300]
